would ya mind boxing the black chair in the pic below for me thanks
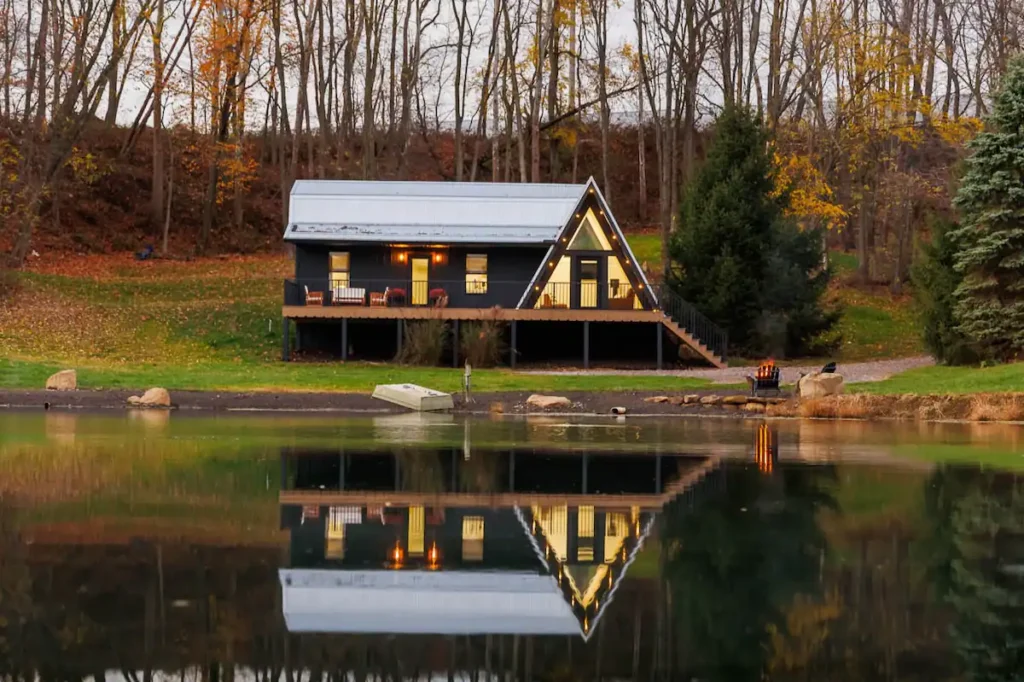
[747,364,782,397]
[821,362,837,374]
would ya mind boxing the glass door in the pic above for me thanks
[577,258,600,308]
[411,257,429,305]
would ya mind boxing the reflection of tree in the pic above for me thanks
[659,464,836,680]
[928,467,1024,682]
[0,500,32,678]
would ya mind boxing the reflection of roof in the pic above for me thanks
[279,569,580,635]
[284,180,586,244]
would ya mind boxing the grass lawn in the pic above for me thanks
[854,362,1024,395]
[0,357,712,393]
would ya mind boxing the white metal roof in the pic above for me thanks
[279,568,581,635]
[284,180,587,245]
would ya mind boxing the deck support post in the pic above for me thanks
[655,454,662,493]
[582,454,589,494]
[510,321,517,368]
[509,451,516,491]
[396,319,403,357]
[656,322,663,370]
[341,318,348,361]
[452,320,460,367]
[281,318,291,361]
[583,321,590,369]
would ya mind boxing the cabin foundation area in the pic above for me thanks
[281,178,727,368]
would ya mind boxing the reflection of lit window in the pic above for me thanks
[408,506,425,556]
[326,507,346,559]
[330,252,350,289]
[462,516,484,561]
[578,506,595,538]
[466,254,488,294]
[605,512,627,564]
[578,542,594,562]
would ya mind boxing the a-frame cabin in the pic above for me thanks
[281,178,727,367]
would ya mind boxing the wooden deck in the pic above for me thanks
[282,305,660,323]
[280,456,721,511]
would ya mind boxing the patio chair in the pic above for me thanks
[304,285,324,306]
[746,362,781,397]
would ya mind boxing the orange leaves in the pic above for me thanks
[214,142,258,205]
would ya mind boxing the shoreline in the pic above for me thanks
[0,387,774,418]
[2,388,1023,423]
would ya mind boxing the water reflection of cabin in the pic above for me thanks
[278,448,722,638]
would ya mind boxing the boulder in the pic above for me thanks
[667,396,685,405]
[683,394,701,404]
[45,369,77,391]
[526,394,571,410]
[700,395,722,406]
[127,387,172,408]
[743,402,766,414]
[798,372,845,400]
[721,395,749,406]
[489,402,505,414]
[644,396,671,404]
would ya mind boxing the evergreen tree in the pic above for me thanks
[912,220,979,364]
[669,106,839,357]
[951,56,1024,361]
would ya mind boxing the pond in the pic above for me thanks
[0,411,1022,681]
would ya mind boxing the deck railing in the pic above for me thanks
[284,278,646,311]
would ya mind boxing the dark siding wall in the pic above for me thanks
[291,242,547,308]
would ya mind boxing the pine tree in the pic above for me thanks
[951,56,1024,361]
[669,106,838,357]
[912,220,979,364]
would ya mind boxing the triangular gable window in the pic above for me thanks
[567,209,612,251]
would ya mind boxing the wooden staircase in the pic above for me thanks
[654,285,728,369]
[658,312,728,368]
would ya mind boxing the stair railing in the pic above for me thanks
[654,284,729,363]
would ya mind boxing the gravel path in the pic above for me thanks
[524,356,935,384]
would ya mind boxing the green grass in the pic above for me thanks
[626,232,663,271]
[854,362,1024,395]
[0,357,711,393]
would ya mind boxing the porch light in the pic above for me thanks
[588,188,595,194]
[534,285,539,290]
[638,283,644,289]
[397,252,407,263]
[548,262,554,267]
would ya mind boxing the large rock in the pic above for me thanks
[721,395,749,406]
[45,369,77,391]
[700,395,722,406]
[127,387,172,408]
[526,394,571,410]
[798,372,845,400]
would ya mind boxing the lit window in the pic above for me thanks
[330,252,350,289]
[462,515,485,561]
[466,254,487,294]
